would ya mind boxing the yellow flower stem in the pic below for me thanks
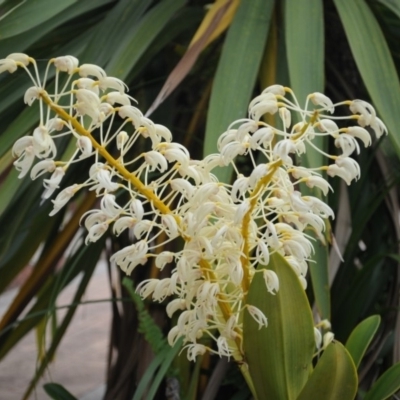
[240,159,283,294]
[41,93,172,216]
[291,110,319,141]
[42,92,244,354]
[200,259,244,351]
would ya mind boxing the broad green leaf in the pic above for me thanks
[106,0,186,80]
[204,0,275,182]
[243,252,315,400]
[297,342,358,400]
[0,0,77,39]
[43,383,78,400]
[364,362,400,400]
[345,315,381,368]
[333,0,400,155]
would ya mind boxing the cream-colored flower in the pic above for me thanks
[6,55,387,361]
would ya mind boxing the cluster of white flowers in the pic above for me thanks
[2,53,386,360]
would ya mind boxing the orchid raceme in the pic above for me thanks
[4,53,386,361]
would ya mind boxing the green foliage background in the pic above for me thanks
[0,0,400,398]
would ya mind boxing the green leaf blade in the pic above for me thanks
[204,0,275,182]
[285,0,324,104]
[297,342,358,400]
[0,0,77,39]
[364,362,400,400]
[345,315,381,368]
[43,383,78,400]
[284,0,330,321]
[243,252,315,400]
[333,0,400,155]
[106,0,186,80]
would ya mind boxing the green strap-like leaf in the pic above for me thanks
[0,167,24,217]
[345,315,381,368]
[297,342,358,400]
[377,0,400,19]
[204,0,275,182]
[243,252,315,400]
[80,0,151,66]
[285,0,324,104]
[132,338,183,400]
[284,0,331,321]
[106,0,186,80]
[284,0,325,169]
[0,0,77,39]
[0,0,113,57]
[333,0,400,155]
[364,362,400,400]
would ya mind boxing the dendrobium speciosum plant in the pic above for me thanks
[2,53,386,387]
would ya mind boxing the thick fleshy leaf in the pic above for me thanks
[333,0,400,155]
[243,252,315,400]
[204,0,275,182]
[345,315,381,368]
[364,362,400,400]
[297,342,358,400]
